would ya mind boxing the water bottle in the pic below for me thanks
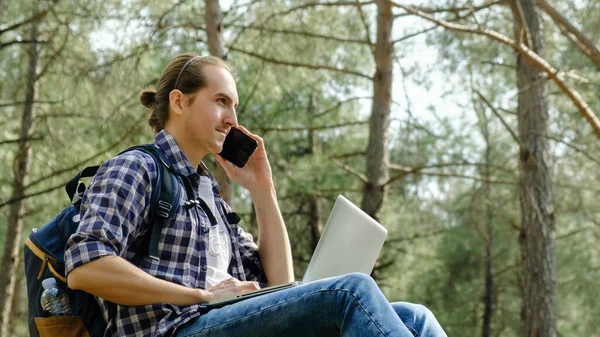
[40,278,72,316]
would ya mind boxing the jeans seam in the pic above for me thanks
[178,289,324,336]
[320,289,388,337]
[406,325,418,337]
[178,288,388,337]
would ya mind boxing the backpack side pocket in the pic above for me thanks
[34,316,91,337]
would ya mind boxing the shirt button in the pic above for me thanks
[201,265,207,271]
[192,175,200,184]
[202,227,209,233]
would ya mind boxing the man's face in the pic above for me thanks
[180,65,239,156]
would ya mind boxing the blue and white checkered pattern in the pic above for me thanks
[65,130,266,337]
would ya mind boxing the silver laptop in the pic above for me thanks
[208,194,388,308]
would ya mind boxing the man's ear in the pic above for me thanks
[169,90,184,116]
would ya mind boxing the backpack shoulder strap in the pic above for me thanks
[219,200,241,225]
[121,144,194,260]
[65,166,100,206]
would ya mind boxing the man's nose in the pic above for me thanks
[224,108,238,127]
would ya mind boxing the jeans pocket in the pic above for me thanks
[34,316,91,337]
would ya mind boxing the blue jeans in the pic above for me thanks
[175,273,446,337]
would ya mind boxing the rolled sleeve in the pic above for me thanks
[237,226,267,286]
[65,152,157,275]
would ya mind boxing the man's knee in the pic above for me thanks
[335,272,377,290]
[320,272,381,299]
[392,302,437,324]
[414,304,436,321]
[343,272,374,282]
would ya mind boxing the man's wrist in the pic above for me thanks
[249,185,277,207]
[196,288,212,304]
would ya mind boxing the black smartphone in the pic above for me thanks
[218,127,258,168]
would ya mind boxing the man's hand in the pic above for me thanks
[215,126,294,286]
[214,126,273,194]
[206,278,260,303]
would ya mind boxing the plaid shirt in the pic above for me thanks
[65,130,267,337]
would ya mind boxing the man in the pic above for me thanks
[65,53,447,337]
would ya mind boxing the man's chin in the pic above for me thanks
[213,143,224,155]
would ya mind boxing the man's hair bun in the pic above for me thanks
[140,89,157,108]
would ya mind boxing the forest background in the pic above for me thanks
[1,0,599,336]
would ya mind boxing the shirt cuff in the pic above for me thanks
[65,237,118,276]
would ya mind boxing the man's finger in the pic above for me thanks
[214,154,235,170]
[235,126,263,144]
[238,283,259,294]
[246,281,260,291]
[216,278,238,289]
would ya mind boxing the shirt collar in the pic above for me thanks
[198,161,222,196]
[153,130,221,192]
[153,130,198,177]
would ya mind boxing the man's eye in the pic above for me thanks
[218,98,227,104]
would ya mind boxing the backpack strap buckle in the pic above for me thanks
[71,181,86,206]
[156,200,172,218]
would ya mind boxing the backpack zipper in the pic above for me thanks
[25,238,66,283]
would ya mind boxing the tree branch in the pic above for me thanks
[393,0,507,18]
[74,44,149,80]
[386,228,447,244]
[556,224,595,240]
[261,120,368,132]
[329,158,368,183]
[228,45,373,79]
[237,61,265,117]
[393,1,508,44]
[535,0,600,69]
[481,60,516,69]
[0,100,61,108]
[475,90,522,147]
[0,39,47,49]
[391,0,600,140]
[226,24,372,45]
[387,163,518,186]
[24,77,158,190]
[38,112,110,120]
[330,151,366,159]
[0,137,43,146]
[35,22,71,81]
[25,113,145,190]
[0,10,47,35]
[257,1,376,27]
[354,0,375,57]
[0,182,64,209]
[223,0,262,15]
[393,26,438,44]
[314,96,373,118]
[538,133,600,166]
[554,183,600,194]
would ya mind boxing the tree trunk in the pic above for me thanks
[0,13,40,336]
[361,0,393,221]
[305,95,321,250]
[8,271,23,336]
[481,110,494,337]
[512,1,557,337]
[482,194,494,336]
[205,0,225,59]
[308,194,322,251]
[204,0,234,206]
[0,0,4,24]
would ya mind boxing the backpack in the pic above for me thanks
[23,144,194,337]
